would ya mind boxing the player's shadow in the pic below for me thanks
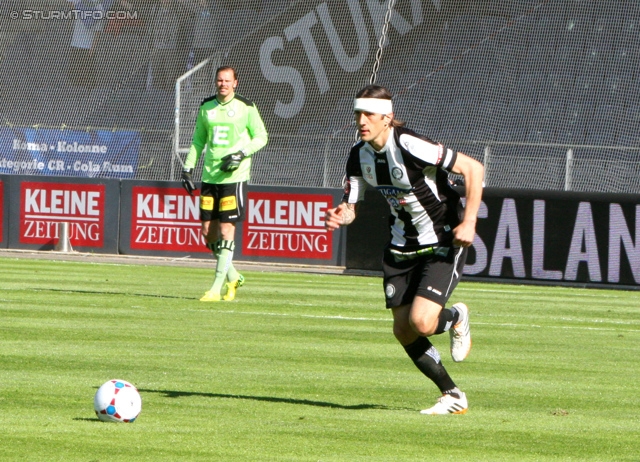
[44,288,190,300]
[138,388,410,411]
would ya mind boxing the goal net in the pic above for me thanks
[219,0,640,193]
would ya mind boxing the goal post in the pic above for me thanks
[173,53,223,181]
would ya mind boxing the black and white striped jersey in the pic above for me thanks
[343,126,463,251]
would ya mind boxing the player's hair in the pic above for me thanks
[216,66,238,81]
[355,85,405,127]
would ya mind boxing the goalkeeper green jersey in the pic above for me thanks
[185,94,268,184]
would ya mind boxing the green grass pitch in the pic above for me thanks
[0,256,638,461]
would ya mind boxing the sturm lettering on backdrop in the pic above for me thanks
[259,0,439,118]
[466,198,640,284]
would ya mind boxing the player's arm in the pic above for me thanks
[220,104,268,172]
[244,104,268,155]
[181,107,207,194]
[325,202,357,231]
[184,106,207,169]
[325,172,366,231]
[450,152,484,247]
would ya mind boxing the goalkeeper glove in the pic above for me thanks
[220,151,246,172]
[181,168,196,195]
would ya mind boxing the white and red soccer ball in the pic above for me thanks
[94,379,142,423]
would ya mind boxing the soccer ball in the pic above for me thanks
[94,379,142,423]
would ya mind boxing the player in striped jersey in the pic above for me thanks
[325,85,484,414]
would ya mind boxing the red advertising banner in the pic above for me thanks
[242,191,332,259]
[130,186,207,252]
[19,181,105,246]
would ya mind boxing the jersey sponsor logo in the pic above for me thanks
[388,198,402,209]
[376,186,412,197]
[211,125,232,146]
[220,196,237,212]
[200,196,214,211]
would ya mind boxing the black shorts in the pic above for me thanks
[382,246,468,308]
[199,182,246,223]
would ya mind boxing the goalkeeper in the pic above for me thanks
[181,66,268,302]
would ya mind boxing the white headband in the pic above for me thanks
[354,98,393,115]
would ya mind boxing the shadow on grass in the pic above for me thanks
[73,417,104,422]
[139,388,411,411]
[43,288,190,300]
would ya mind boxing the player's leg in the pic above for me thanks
[414,247,471,362]
[394,304,457,391]
[208,221,235,298]
[198,187,223,301]
[202,221,242,288]
[393,304,465,406]
[220,183,246,300]
[202,222,236,301]
[384,250,468,414]
[204,183,245,301]
[202,219,220,254]
[444,248,471,362]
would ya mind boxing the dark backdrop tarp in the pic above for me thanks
[347,187,640,288]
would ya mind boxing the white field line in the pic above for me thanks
[458,287,631,299]
[193,310,640,333]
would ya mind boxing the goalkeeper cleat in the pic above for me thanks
[200,290,221,302]
[222,275,244,301]
[420,392,468,415]
[450,302,471,362]
[222,282,236,301]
